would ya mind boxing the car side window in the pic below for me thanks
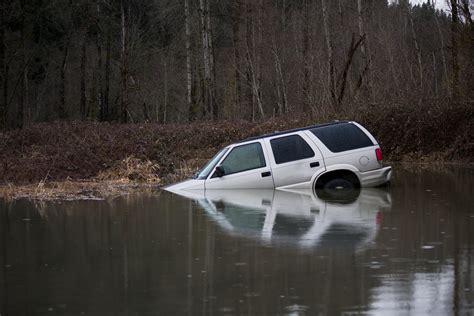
[310,123,373,152]
[217,142,266,176]
[270,135,315,164]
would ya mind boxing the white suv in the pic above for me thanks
[166,121,392,192]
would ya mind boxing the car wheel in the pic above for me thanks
[317,177,360,202]
[323,177,355,190]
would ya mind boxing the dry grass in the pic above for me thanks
[162,158,207,184]
[96,156,161,183]
[0,180,158,201]
[0,155,165,201]
[0,157,162,201]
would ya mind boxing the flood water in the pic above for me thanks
[1,166,473,315]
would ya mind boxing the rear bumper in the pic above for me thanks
[358,166,392,187]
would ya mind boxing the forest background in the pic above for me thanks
[0,0,473,189]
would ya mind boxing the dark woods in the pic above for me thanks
[0,0,472,129]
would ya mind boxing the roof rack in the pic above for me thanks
[238,120,349,143]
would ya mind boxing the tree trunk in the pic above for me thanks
[245,0,254,120]
[244,0,264,120]
[408,8,423,90]
[185,0,194,121]
[104,30,111,121]
[321,0,336,107]
[59,1,74,121]
[302,0,310,113]
[0,0,5,128]
[17,0,26,128]
[255,0,263,119]
[232,1,242,118]
[357,0,364,55]
[272,43,287,116]
[96,0,104,121]
[80,32,87,119]
[356,0,372,98]
[434,8,449,97]
[197,0,217,119]
[243,1,264,122]
[163,55,168,123]
[337,34,365,105]
[450,0,460,100]
[206,0,217,120]
[199,0,211,118]
[432,52,438,98]
[245,44,264,120]
[59,37,69,120]
[120,0,128,123]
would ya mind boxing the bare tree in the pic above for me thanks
[321,0,336,106]
[433,0,450,95]
[206,0,217,119]
[244,0,254,119]
[450,0,460,100]
[231,0,243,118]
[104,29,111,121]
[59,36,69,120]
[96,0,104,121]
[356,0,372,98]
[244,42,265,120]
[337,34,365,106]
[199,0,214,119]
[18,0,26,128]
[185,0,194,121]
[0,0,5,128]
[120,0,128,122]
[59,1,74,120]
[302,0,311,113]
[272,38,288,116]
[80,31,87,119]
[408,7,423,90]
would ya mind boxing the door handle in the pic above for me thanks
[310,161,320,168]
[261,171,271,178]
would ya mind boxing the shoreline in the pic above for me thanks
[0,180,161,202]
[1,161,472,202]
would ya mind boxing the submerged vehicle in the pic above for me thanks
[165,121,391,192]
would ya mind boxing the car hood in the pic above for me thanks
[163,179,205,195]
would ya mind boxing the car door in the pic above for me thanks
[205,140,274,189]
[264,132,325,188]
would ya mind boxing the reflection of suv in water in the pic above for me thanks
[169,188,392,250]
[166,121,391,192]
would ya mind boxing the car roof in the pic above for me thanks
[237,120,350,144]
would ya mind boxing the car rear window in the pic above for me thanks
[310,123,373,153]
[270,134,315,164]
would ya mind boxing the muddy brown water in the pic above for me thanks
[1,166,473,315]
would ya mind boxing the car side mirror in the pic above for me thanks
[214,165,226,177]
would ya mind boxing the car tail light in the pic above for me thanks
[375,148,383,161]
[376,211,383,225]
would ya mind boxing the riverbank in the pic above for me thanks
[0,180,159,201]
[1,102,473,200]
[0,156,163,201]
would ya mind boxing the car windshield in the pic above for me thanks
[194,147,229,180]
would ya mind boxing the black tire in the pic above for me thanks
[323,178,355,190]
[316,175,360,203]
